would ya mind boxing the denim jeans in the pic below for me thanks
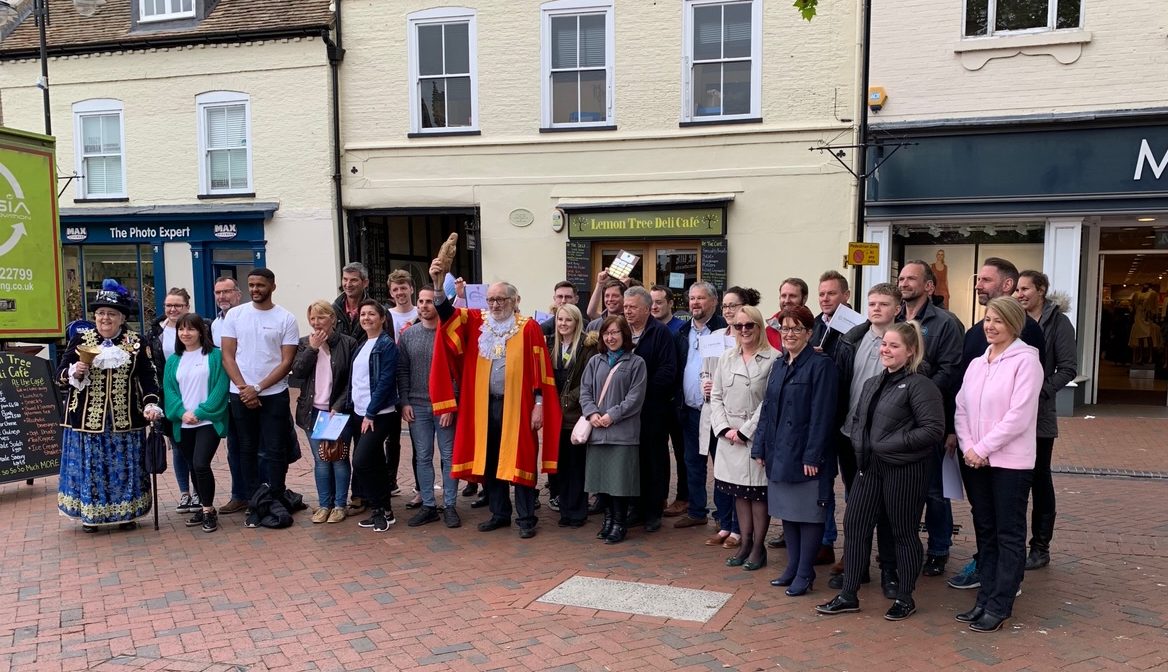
[170,440,192,494]
[681,406,708,519]
[408,404,456,508]
[924,447,953,557]
[307,408,351,509]
[822,480,838,546]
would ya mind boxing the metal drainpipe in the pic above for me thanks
[853,0,873,296]
[324,0,347,268]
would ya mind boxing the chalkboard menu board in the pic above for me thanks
[0,353,62,484]
[565,239,593,309]
[700,238,728,294]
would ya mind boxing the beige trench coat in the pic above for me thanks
[709,345,777,488]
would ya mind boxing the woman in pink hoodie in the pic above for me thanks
[954,296,1043,634]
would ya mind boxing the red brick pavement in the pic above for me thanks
[1,416,1166,671]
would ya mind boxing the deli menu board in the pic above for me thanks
[0,353,62,484]
[700,238,727,295]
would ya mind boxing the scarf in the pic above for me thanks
[607,349,625,367]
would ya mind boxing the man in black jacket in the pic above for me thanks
[673,282,728,531]
[624,286,677,532]
[812,270,852,359]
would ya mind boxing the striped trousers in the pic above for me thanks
[841,457,930,601]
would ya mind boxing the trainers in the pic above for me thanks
[244,510,259,528]
[184,510,205,527]
[947,560,981,589]
[408,505,441,527]
[202,510,218,533]
[311,508,331,524]
[327,508,346,523]
[443,506,462,528]
[190,493,201,509]
[390,486,403,497]
[548,496,561,512]
[176,493,195,513]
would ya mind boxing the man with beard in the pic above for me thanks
[765,278,809,349]
[428,261,561,539]
[220,268,300,522]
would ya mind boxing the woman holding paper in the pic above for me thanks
[579,316,647,544]
[548,304,599,527]
[293,301,358,523]
[816,322,944,621]
[163,314,229,533]
[349,300,401,533]
[710,305,776,570]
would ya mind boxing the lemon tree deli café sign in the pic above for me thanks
[569,207,726,239]
[0,128,64,339]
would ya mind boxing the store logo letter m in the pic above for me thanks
[1134,139,1168,181]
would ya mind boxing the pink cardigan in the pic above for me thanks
[955,338,1043,470]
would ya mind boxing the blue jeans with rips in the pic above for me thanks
[409,404,457,508]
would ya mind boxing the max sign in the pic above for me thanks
[1134,139,1168,181]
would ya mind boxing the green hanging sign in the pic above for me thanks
[0,127,65,339]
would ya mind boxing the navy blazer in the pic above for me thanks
[353,331,399,418]
[751,349,839,499]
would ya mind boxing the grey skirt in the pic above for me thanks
[585,443,640,497]
[768,479,826,524]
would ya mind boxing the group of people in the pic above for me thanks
[55,248,1076,634]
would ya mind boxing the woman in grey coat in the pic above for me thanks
[1015,270,1077,570]
[580,316,648,544]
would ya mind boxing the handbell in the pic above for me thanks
[76,346,102,365]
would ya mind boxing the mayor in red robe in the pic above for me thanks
[429,279,560,537]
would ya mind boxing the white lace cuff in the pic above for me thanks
[67,363,90,391]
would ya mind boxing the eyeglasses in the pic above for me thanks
[722,303,743,311]
[730,323,757,332]
[602,331,622,338]
[485,297,512,305]
[164,304,187,309]
[778,326,807,334]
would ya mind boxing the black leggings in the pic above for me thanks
[178,425,220,508]
[353,413,399,510]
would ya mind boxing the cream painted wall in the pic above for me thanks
[868,0,1168,122]
[340,0,860,302]
[0,38,338,330]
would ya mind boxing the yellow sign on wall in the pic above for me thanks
[846,242,880,266]
[568,207,725,239]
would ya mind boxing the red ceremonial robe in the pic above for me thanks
[429,309,560,488]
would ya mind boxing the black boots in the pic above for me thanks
[1025,512,1055,570]
[597,503,615,539]
[606,497,628,544]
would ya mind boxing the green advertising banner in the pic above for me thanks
[568,207,725,239]
[0,128,64,339]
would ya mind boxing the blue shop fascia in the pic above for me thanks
[60,203,278,333]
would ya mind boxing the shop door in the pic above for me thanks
[592,241,700,310]
[1093,251,1168,406]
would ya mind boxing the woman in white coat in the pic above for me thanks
[710,305,778,571]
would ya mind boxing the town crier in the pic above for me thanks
[427,253,560,539]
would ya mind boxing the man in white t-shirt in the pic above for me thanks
[220,268,300,515]
[383,269,418,499]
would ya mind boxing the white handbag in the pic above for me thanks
[571,362,621,445]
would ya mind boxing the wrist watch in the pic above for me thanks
[252,383,262,393]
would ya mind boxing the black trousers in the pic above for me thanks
[964,463,1033,618]
[178,425,220,508]
[638,411,669,521]
[484,398,537,529]
[383,410,403,491]
[1030,437,1056,545]
[229,391,291,498]
[842,457,930,601]
[557,427,588,523]
[352,412,400,511]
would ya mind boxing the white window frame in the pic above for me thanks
[72,99,127,200]
[138,0,195,23]
[540,0,615,130]
[195,91,253,196]
[680,0,762,123]
[962,0,1083,39]
[407,7,479,135]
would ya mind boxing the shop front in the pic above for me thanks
[560,200,729,314]
[347,208,480,301]
[60,204,276,333]
[864,113,1168,406]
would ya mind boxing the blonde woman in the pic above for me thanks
[292,301,359,523]
[548,304,599,526]
[710,305,776,571]
[817,322,944,621]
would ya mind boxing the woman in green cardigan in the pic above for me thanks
[163,313,229,533]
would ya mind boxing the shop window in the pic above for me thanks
[964,0,1081,37]
[541,1,614,129]
[73,244,157,334]
[357,212,477,303]
[681,0,761,123]
[72,100,126,199]
[139,0,195,22]
[408,7,478,134]
[197,91,252,195]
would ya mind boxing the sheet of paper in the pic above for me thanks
[827,303,865,335]
[465,283,488,310]
[310,412,351,441]
[607,250,640,279]
[699,332,728,359]
[942,449,964,501]
[668,272,685,289]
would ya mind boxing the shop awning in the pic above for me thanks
[60,202,280,223]
[555,193,736,211]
